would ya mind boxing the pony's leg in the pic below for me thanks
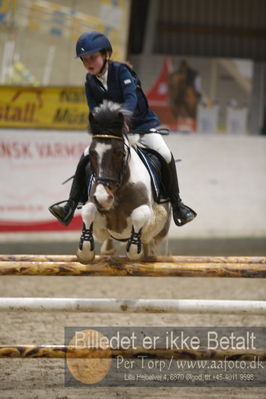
[126,204,152,260]
[76,202,97,263]
[100,238,116,255]
[143,240,160,257]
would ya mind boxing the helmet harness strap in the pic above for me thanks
[98,52,109,75]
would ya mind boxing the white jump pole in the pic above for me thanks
[1,298,266,315]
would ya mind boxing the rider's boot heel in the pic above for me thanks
[49,199,77,226]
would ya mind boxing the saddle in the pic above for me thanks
[136,146,169,203]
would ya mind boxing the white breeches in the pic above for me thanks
[138,133,172,164]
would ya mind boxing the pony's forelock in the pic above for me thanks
[89,100,132,136]
[94,100,121,115]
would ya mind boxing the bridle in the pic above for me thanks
[91,134,130,188]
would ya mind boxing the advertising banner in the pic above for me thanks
[0,86,88,129]
[0,130,90,231]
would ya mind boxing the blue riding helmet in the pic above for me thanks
[76,31,112,58]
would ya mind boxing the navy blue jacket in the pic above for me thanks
[85,61,160,131]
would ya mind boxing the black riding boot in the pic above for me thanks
[49,154,90,226]
[164,154,197,226]
[49,199,78,226]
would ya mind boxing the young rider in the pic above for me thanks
[49,31,196,227]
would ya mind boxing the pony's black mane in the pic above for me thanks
[89,101,131,138]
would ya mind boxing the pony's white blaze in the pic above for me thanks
[95,142,112,177]
[93,142,114,209]
[94,184,113,209]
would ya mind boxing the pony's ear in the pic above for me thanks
[118,112,124,125]
[88,112,96,135]
[89,112,94,125]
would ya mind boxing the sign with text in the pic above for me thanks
[0,86,88,129]
[0,130,90,231]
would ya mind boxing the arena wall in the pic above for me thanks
[0,130,265,241]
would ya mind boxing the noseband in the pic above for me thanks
[91,134,130,187]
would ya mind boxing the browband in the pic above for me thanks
[92,134,123,141]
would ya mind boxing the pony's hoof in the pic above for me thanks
[76,243,95,264]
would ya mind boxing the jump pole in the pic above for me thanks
[1,298,266,315]
[1,255,265,263]
[0,345,265,360]
[0,257,266,278]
